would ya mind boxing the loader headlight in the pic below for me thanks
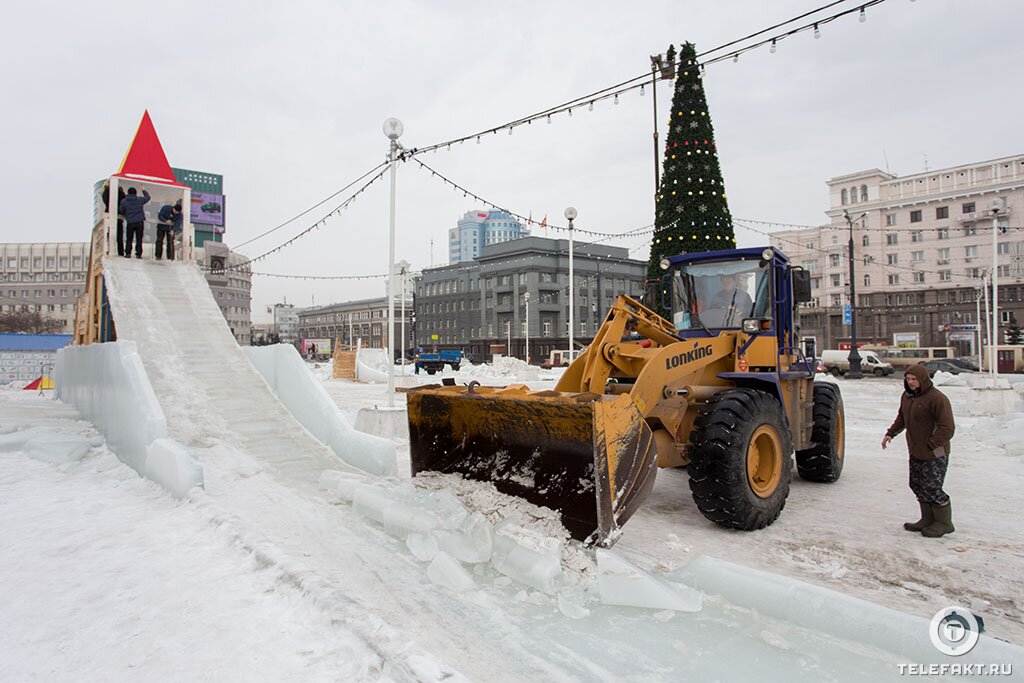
[659,257,671,271]
[742,318,761,333]
[761,248,774,261]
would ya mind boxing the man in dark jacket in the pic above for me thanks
[882,364,956,537]
[155,202,182,260]
[118,187,150,259]
[101,183,127,256]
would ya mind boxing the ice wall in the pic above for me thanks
[55,342,203,498]
[673,555,1024,668]
[243,344,397,477]
[356,347,390,384]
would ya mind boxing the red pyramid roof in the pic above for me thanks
[114,110,186,187]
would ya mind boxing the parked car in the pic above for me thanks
[948,357,980,372]
[920,359,975,377]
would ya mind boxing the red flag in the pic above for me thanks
[540,214,547,231]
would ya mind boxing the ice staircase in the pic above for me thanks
[103,258,348,486]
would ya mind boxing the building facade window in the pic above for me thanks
[936,206,949,219]
[910,210,922,223]
[886,233,898,245]
[937,228,949,239]
[885,214,896,226]
[888,274,900,285]
[911,230,924,243]
[962,202,975,214]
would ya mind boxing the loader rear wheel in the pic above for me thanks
[795,383,845,482]
[688,389,792,530]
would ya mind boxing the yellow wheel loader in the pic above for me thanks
[406,247,845,547]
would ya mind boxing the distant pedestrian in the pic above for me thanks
[101,182,127,256]
[881,364,956,537]
[118,187,150,259]
[155,202,182,260]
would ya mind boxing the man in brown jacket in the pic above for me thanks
[882,364,956,537]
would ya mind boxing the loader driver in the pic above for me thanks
[707,273,754,327]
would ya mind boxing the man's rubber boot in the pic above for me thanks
[921,502,954,537]
[904,501,934,532]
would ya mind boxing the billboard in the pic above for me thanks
[190,191,225,231]
[893,332,920,348]
[301,338,331,357]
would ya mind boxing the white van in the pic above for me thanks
[820,349,895,376]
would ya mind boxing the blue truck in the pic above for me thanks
[415,350,463,375]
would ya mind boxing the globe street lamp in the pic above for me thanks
[843,209,867,379]
[564,206,578,358]
[383,117,403,405]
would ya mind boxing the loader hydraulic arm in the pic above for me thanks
[558,295,680,394]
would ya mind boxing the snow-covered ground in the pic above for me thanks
[3,360,1023,681]
[324,364,1024,644]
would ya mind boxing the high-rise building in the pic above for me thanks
[448,209,530,263]
[769,154,1024,353]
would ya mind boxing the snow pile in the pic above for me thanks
[55,342,203,498]
[930,370,966,387]
[243,344,396,476]
[457,356,539,381]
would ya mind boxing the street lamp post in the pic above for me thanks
[565,206,577,358]
[649,53,674,219]
[843,210,867,379]
[398,260,409,372]
[523,291,531,365]
[975,283,983,372]
[383,117,403,406]
[982,270,991,371]
[990,198,1005,380]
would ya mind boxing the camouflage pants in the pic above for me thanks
[909,456,950,506]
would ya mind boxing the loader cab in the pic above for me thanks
[662,246,809,369]
[665,251,773,333]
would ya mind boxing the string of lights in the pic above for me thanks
[222,165,390,271]
[737,216,1022,234]
[404,0,891,157]
[733,218,1005,287]
[233,160,390,249]
[410,155,660,239]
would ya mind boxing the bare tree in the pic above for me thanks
[0,311,66,334]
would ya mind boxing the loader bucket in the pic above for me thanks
[406,385,658,547]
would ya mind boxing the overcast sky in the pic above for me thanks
[2,0,1021,322]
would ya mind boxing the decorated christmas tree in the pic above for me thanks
[647,42,736,285]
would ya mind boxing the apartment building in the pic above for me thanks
[770,155,1024,352]
[1,241,253,344]
[0,243,91,333]
[295,297,413,354]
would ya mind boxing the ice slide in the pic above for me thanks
[100,258,392,486]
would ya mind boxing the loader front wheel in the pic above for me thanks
[795,382,844,482]
[688,389,792,530]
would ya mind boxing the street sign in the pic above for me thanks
[431,334,439,341]
[842,305,852,326]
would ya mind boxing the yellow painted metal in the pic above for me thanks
[407,292,818,544]
[746,425,783,498]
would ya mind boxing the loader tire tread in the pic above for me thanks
[688,389,792,530]
[795,383,845,482]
